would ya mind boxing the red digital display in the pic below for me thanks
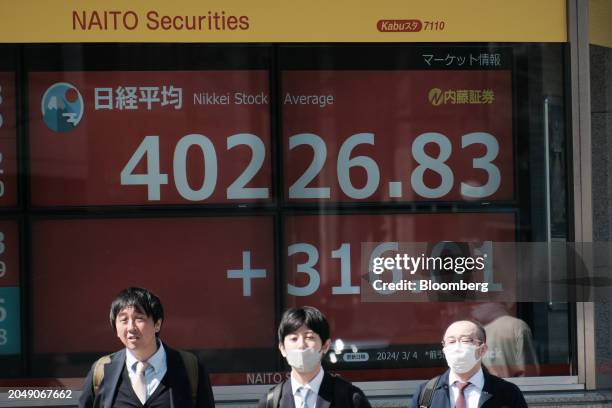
[29,71,271,206]
[0,219,19,287]
[31,216,275,353]
[282,71,513,202]
[0,73,18,207]
[284,213,515,344]
[0,41,575,386]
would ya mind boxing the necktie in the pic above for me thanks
[297,387,311,408]
[454,381,470,408]
[133,361,149,404]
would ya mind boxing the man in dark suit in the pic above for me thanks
[258,307,371,408]
[78,287,215,408]
[409,320,527,408]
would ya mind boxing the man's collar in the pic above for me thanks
[125,340,166,373]
[290,367,324,396]
[448,366,485,390]
[147,341,166,373]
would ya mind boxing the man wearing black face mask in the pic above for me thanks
[409,320,527,408]
[258,307,371,408]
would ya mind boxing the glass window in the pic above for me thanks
[279,44,572,381]
[0,42,574,388]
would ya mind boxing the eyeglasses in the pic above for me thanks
[441,336,483,347]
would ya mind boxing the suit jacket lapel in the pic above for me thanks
[104,349,126,408]
[436,371,451,408]
[478,390,493,408]
[316,372,333,408]
[150,373,169,405]
[280,380,295,408]
[165,345,192,408]
[478,369,494,408]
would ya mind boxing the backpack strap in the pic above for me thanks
[178,350,199,407]
[418,375,440,408]
[92,354,112,396]
[266,380,284,408]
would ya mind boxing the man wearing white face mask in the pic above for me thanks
[409,320,527,408]
[258,307,371,408]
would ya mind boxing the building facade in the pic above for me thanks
[0,0,611,406]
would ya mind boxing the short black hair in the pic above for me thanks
[110,287,164,336]
[278,306,330,344]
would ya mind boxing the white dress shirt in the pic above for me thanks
[125,341,168,402]
[448,367,485,408]
[290,368,324,408]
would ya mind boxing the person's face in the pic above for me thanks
[115,306,161,354]
[279,324,331,357]
[443,321,487,359]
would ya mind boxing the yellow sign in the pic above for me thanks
[590,0,612,48]
[0,0,566,43]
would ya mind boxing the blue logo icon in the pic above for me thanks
[41,82,84,132]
